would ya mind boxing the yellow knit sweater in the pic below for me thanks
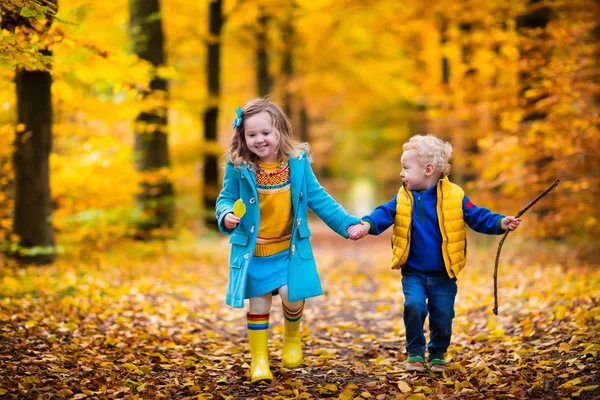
[254,160,293,256]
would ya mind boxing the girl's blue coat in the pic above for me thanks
[216,152,359,308]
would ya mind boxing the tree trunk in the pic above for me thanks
[130,0,174,236]
[281,5,294,117]
[257,6,271,96]
[13,68,55,263]
[298,103,309,143]
[202,0,222,229]
[441,19,450,85]
[280,3,309,143]
[7,1,58,264]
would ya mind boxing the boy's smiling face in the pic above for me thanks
[400,150,432,191]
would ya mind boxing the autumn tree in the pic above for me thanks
[515,2,554,231]
[1,0,58,264]
[516,0,599,252]
[435,0,598,255]
[130,0,174,236]
[279,2,309,143]
[202,0,222,229]
[0,1,56,70]
[252,1,308,143]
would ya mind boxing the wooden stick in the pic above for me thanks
[493,179,560,315]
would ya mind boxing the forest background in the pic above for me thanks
[0,0,598,259]
[0,0,599,399]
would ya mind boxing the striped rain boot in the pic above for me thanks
[282,302,304,368]
[247,313,273,383]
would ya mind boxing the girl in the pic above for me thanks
[216,98,360,383]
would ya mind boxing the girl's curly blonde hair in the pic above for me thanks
[403,134,453,176]
[226,97,310,168]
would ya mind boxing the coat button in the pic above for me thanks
[251,225,255,233]
[296,218,301,227]
[241,174,245,179]
[244,253,250,259]
[299,192,303,202]
[291,245,295,256]
[249,197,256,204]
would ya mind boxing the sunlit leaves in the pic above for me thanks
[0,0,58,70]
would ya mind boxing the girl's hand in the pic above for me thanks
[224,213,241,230]
[501,216,522,231]
[347,221,370,240]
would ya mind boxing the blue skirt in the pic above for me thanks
[245,249,290,299]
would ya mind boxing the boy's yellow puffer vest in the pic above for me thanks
[391,176,467,278]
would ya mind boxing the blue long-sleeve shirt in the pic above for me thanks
[363,186,505,273]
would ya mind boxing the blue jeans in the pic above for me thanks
[401,267,457,360]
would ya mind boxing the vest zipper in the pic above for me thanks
[418,195,423,222]
[438,182,451,276]
[397,188,413,265]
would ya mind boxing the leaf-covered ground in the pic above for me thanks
[1,221,599,399]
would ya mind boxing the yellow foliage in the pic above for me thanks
[0,0,598,257]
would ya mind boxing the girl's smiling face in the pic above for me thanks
[243,111,280,163]
[400,149,429,191]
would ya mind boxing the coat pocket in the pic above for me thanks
[229,232,250,268]
[229,232,249,246]
[298,225,311,239]
[296,238,313,260]
[296,225,313,260]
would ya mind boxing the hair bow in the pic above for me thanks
[232,107,243,128]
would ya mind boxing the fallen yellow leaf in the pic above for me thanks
[397,380,411,393]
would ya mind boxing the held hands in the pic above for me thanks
[347,221,370,241]
[501,216,522,231]
[224,213,241,230]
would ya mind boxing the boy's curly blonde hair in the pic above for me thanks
[403,134,453,176]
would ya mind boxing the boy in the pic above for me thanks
[348,134,521,373]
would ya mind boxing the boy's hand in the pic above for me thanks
[224,213,241,230]
[347,221,370,240]
[501,216,522,231]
